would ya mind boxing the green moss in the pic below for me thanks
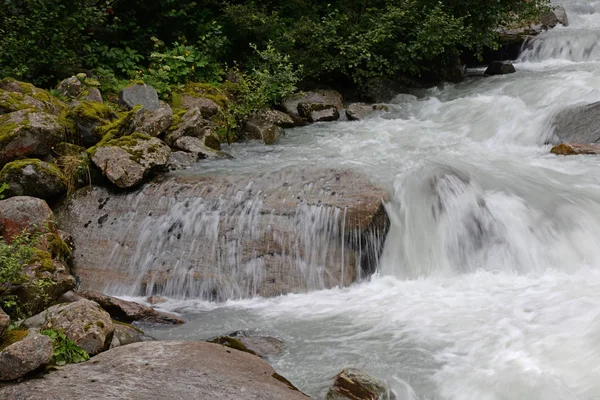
[93,105,142,144]
[114,320,145,334]
[0,328,28,352]
[67,101,113,122]
[47,233,71,262]
[0,78,67,115]
[96,321,105,328]
[87,132,152,163]
[178,82,229,108]
[84,322,92,332]
[29,249,55,272]
[169,108,187,131]
[0,91,35,113]
[209,336,258,356]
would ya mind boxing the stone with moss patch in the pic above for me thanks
[66,101,116,147]
[164,107,220,150]
[0,158,68,201]
[0,329,53,381]
[327,368,394,400]
[173,82,229,110]
[0,78,67,116]
[0,110,69,167]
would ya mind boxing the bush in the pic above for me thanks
[41,329,90,365]
[0,233,39,313]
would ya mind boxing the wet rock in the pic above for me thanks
[110,322,149,348]
[551,101,600,144]
[91,134,171,189]
[485,61,516,76]
[244,119,285,144]
[164,108,220,150]
[0,78,67,116]
[0,330,53,381]
[0,196,54,240]
[77,290,184,324]
[327,368,394,400]
[0,110,67,167]
[0,341,309,399]
[173,136,231,159]
[254,109,295,128]
[209,331,284,358]
[66,101,115,147]
[56,167,390,299]
[298,102,340,123]
[167,151,199,170]
[146,296,167,305]
[542,6,568,28]
[0,159,68,201]
[0,307,9,337]
[57,76,82,98]
[179,95,220,117]
[41,299,114,355]
[118,84,160,111]
[134,102,173,137]
[282,90,343,124]
[551,143,600,155]
[346,103,391,121]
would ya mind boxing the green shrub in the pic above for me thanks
[41,329,90,365]
[0,232,39,313]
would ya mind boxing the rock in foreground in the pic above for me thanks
[0,330,53,381]
[327,368,394,400]
[0,159,67,201]
[0,341,308,400]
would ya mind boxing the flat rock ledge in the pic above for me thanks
[0,341,309,400]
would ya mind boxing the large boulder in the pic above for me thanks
[0,78,67,116]
[298,102,339,123]
[485,61,516,76]
[550,101,600,144]
[282,90,344,125]
[90,134,171,189]
[0,196,54,240]
[56,167,390,300]
[0,307,9,337]
[0,341,308,399]
[40,299,114,355]
[66,101,115,147]
[77,290,183,324]
[542,6,568,28]
[134,102,173,137]
[118,84,160,111]
[327,368,394,400]
[244,119,285,145]
[164,108,220,150]
[0,330,53,381]
[254,109,295,128]
[0,159,68,201]
[0,110,67,167]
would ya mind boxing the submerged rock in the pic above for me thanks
[0,330,53,381]
[0,159,68,201]
[40,299,114,355]
[118,84,160,111]
[0,341,308,399]
[56,167,389,300]
[485,61,516,76]
[551,101,600,144]
[0,110,67,167]
[77,290,183,324]
[551,143,600,155]
[327,368,394,400]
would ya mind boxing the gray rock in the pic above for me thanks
[282,90,344,124]
[550,101,600,144]
[85,88,103,103]
[0,307,9,337]
[485,61,516,76]
[346,103,391,121]
[66,101,116,147]
[55,167,390,300]
[0,341,309,399]
[110,322,148,348]
[0,159,68,201]
[210,331,285,358]
[56,76,82,98]
[542,6,568,28]
[119,84,160,111]
[180,95,220,117]
[0,196,54,240]
[41,299,114,355]
[0,110,66,167]
[244,119,285,144]
[164,108,220,150]
[167,151,199,170]
[298,102,340,123]
[134,102,173,137]
[254,109,295,128]
[0,331,53,381]
[77,290,183,324]
[327,368,394,400]
[174,136,232,159]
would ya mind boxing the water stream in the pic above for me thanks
[138,1,600,398]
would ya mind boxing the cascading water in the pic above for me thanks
[134,1,600,399]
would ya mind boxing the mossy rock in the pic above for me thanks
[173,82,229,109]
[0,158,68,201]
[93,105,143,145]
[66,101,116,147]
[0,329,29,352]
[0,78,67,116]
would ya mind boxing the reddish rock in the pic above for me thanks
[551,143,600,155]
[0,196,54,240]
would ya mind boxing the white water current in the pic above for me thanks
[142,1,600,398]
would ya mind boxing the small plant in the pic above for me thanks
[0,182,9,200]
[41,329,90,365]
[0,232,39,313]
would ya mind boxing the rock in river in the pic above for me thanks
[56,167,390,300]
[550,101,600,144]
[0,341,309,399]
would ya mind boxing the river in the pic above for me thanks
[140,1,600,398]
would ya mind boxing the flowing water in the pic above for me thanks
[138,1,600,398]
